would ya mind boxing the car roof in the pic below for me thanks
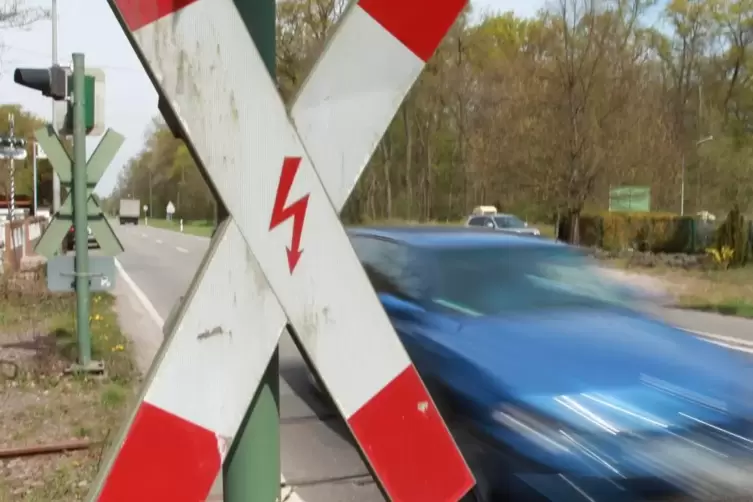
[467,213,516,218]
[347,226,562,250]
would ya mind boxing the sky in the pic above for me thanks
[0,0,546,197]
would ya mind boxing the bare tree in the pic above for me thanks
[0,0,49,66]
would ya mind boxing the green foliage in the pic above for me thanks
[0,105,49,204]
[561,211,696,253]
[714,205,749,267]
[109,0,753,225]
[706,245,735,270]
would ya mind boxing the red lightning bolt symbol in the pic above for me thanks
[269,156,310,273]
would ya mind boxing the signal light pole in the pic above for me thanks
[13,55,96,370]
[70,53,93,367]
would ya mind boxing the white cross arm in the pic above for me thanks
[92,1,471,501]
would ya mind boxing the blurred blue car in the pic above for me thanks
[346,226,753,502]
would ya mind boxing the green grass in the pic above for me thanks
[617,264,753,319]
[673,266,753,319]
[48,290,136,381]
[679,297,753,318]
[0,268,137,502]
[143,217,215,237]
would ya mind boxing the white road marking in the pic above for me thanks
[113,258,164,328]
[176,246,188,254]
[113,258,307,502]
[156,239,163,244]
[678,327,753,353]
[141,233,147,238]
[702,339,753,355]
[680,328,753,348]
[142,224,211,242]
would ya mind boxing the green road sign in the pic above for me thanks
[34,125,125,258]
[47,255,116,292]
[609,186,651,213]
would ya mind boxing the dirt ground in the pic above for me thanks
[0,266,137,502]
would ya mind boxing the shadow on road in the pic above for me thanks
[279,357,358,447]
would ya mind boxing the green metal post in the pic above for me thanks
[72,52,92,367]
[223,1,280,501]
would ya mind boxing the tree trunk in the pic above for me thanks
[402,104,413,220]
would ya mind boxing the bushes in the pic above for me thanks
[557,207,752,263]
[712,206,750,268]
[559,211,696,253]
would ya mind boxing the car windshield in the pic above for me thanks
[493,215,525,228]
[428,245,631,316]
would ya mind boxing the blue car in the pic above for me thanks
[345,226,753,501]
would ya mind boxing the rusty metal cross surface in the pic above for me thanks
[91,0,473,501]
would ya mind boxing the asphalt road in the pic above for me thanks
[113,223,383,502]
[112,222,753,502]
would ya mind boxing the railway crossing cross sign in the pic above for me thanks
[34,125,125,258]
[92,1,473,501]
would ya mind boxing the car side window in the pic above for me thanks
[496,216,515,228]
[350,236,424,301]
[467,217,487,227]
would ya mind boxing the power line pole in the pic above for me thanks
[681,135,714,216]
[51,0,61,213]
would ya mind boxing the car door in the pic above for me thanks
[350,236,430,365]
[467,216,491,228]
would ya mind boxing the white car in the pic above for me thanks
[464,209,541,236]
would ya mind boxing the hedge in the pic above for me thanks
[558,212,697,253]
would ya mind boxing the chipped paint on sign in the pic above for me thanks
[216,433,232,459]
[197,325,226,341]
